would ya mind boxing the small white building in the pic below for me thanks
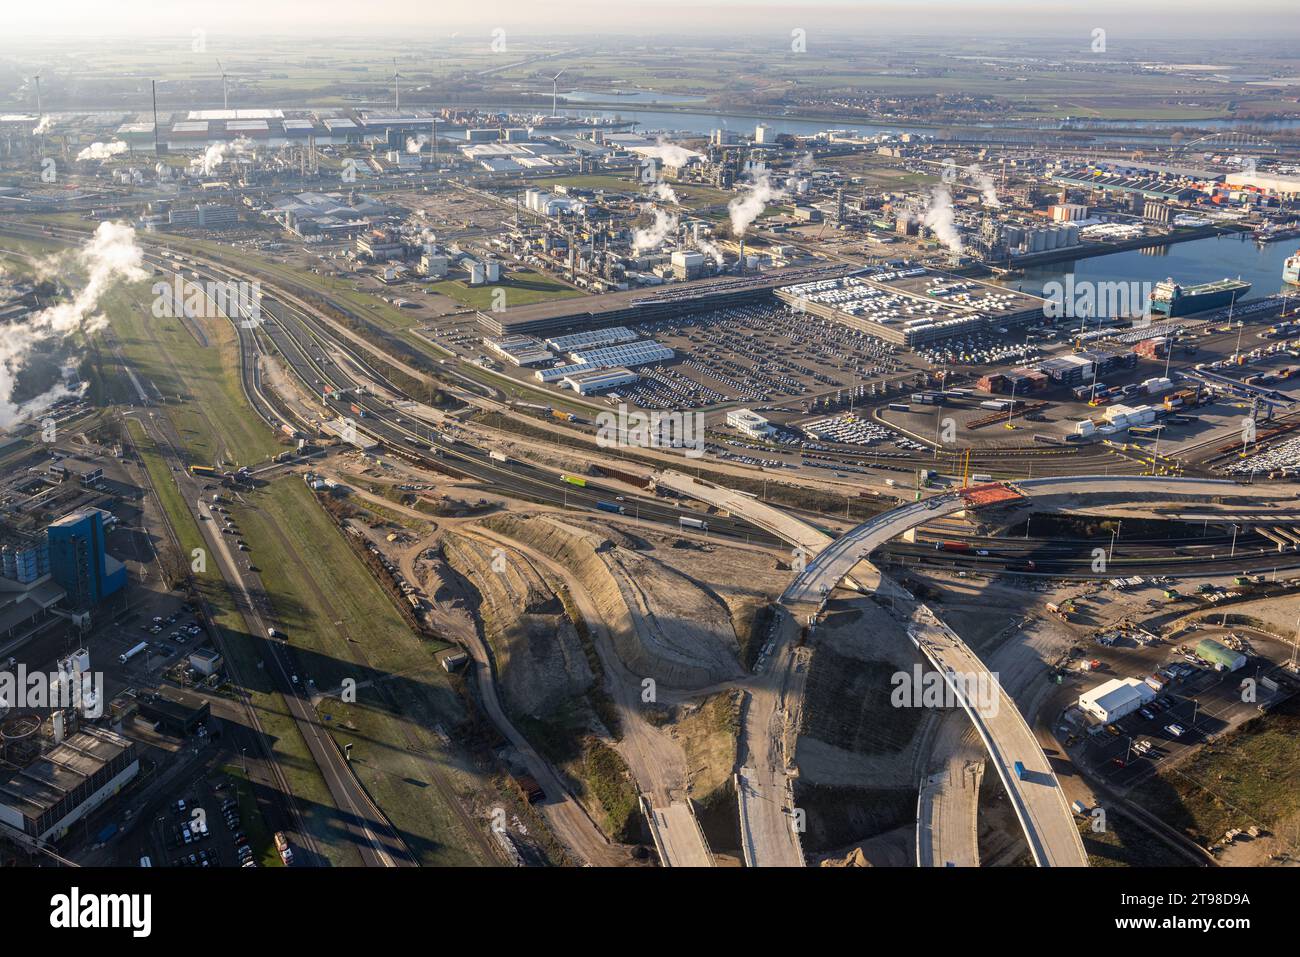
[1077,677,1155,724]
[727,408,775,439]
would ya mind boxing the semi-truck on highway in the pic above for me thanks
[679,516,708,531]
[489,450,509,463]
[119,641,148,664]
[935,541,970,552]
[560,474,587,487]
[595,501,625,515]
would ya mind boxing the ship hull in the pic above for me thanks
[1151,286,1249,317]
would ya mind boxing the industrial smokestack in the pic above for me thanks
[151,80,160,155]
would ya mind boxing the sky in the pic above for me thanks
[1,0,1296,39]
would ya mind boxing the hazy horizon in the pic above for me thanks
[1,0,1297,40]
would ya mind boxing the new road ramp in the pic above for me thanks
[908,606,1087,867]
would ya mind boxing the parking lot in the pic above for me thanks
[1079,655,1293,789]
[146,765,267,869]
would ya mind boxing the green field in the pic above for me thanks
[229,479,495,866]
[1128,696,1300,853]
[426,270,584,309]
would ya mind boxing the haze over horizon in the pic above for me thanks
[1,0,1297,40]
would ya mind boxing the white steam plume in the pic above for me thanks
[191,136,254,176]
[695,237,725,265]
[922,185,963,253]
[1,222,147,429]
[728,169,786,237]
[406,135,429,154]
[631,205,679,253]
[649,181,679,204]
[32,115,55,136]
[966,163,1001,207]
[76,141,128,161]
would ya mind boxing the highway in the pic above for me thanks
[907,606,1087,867]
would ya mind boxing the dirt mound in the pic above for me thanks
[442,532,593,717]
[481,514,743,688]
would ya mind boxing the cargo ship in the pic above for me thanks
[1149,277,1252,317]
[1284,249,1300,287]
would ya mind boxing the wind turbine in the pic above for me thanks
[392,58,403,111]
[216,58,229,111]
[550,69,566,118]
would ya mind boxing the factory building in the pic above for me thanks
[1049,203,1089,222]
[671,250,706,280]
[355,229,405,261]
[167,204,238,230]
[1077,676,1155,724]
[46,510,126,610]
[0,726,138,844]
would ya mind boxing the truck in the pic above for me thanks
[1013,760,1027,780]
[488,450,509,463]
[119,641,148,664]
[1071,800,1089,817]
[560,474,587,487]
[274,831,293,866]
[551,409,578,423]
[679,516,708,531]
[349,403,366,418]
[595,500,625,515]
[936,541,970,552]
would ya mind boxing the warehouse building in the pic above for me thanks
[561,367,639,395]
[1077,676,1155,724]
[1195,637,1247,673]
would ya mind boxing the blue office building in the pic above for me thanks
[46,509,126,608]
